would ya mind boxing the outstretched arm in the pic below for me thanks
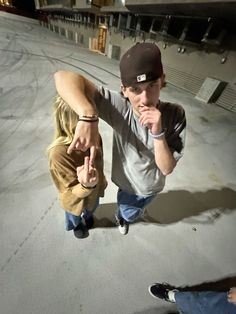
[54,71,99,161]
[54,71,97,116]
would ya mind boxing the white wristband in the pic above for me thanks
[149,130,165,139]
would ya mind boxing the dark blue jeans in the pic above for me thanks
[65,198,99,231]
[175,291,236,314]
[65,209,90,231]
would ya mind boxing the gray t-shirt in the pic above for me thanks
[95,87,186,196]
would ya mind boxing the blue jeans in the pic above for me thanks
[117,189,156,222]
[175,291,236,314]
[65,198,99,231]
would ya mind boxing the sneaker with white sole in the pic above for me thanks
[115,215,129,235]
[148,283,178,303]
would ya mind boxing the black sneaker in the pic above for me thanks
[73,223,88,239]
[148,283,177,303]
[115,215,129,235]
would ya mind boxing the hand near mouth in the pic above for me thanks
[139,105,163,135]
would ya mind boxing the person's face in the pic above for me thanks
[121,78,162,116]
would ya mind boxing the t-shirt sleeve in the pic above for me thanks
[94,86,127,126]
[164,104,186,161]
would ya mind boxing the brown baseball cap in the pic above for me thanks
[119,42,163,87]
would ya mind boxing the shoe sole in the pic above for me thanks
[73,231,89,239]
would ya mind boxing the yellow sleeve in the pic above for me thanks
[71,183,94,198]
[48,146,94,199]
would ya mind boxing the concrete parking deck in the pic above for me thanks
[0,11,236,314]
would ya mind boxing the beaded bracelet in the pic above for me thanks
[149,130,165,139]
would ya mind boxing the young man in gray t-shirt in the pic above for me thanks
[54,43,186,235]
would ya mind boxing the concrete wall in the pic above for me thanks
[45,18,236,111]
[108,28,236,81]
[49,19,98,47]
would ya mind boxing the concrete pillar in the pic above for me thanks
[75,32,78,44]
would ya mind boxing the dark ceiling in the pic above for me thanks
[125,2,236,22]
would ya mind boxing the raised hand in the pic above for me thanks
[139,106,162,135]
[68,120,99,152]
[67,120,99,166]
[77,156,98,188]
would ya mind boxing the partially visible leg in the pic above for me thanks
[82,209,94,229]
[116,189,156,234]
[175,291,236,314]
[65,211,82,231]
[117,189,156,222]
[82,198,100,229]
[65,212,88,239]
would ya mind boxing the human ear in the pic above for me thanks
[121,85,128,97]
[161,73,166,88]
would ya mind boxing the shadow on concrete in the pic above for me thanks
[94,187,236,227]
[145,187,236,224]
[133,306,178,314]
[179,274,236,293]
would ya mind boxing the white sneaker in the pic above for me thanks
[115,215,129,235]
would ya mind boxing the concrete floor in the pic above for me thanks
[0,12,236,314]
